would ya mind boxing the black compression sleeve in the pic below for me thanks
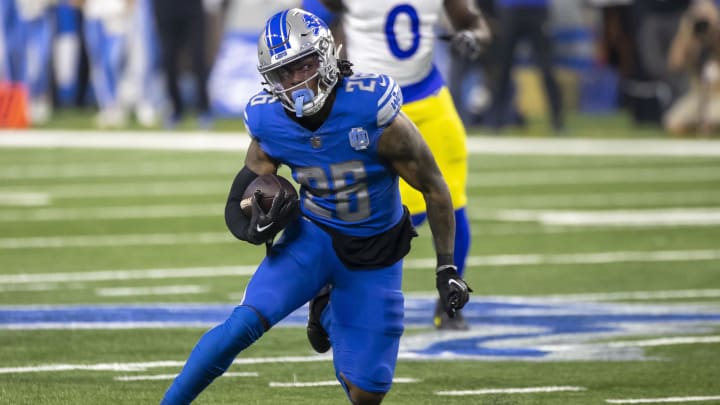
[225,166,259,241]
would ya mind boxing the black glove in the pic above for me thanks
[246,189,299,245]
[436,265,472,317]
[449,30,484,61]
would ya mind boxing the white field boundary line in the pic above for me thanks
[269,377,419,388]
[115,372,258,381]
[0,131,251,151]
[3,130,720,156]
[3,249,720,285]
[436,386,587,396]
[606,395,720,404]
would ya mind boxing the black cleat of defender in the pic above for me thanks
[307,285,332,353]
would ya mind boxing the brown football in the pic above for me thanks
[240,174,298,216]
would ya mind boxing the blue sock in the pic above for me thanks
[453,208,471,277]
[161,306,265,404]
[410,208,470,277]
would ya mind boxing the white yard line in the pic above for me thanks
[95,285,209,297]
[0,322,219,330]
[462,250,720,266]
[536,336,720,353]
[606,395,720,404]
[492,289,720,302]
[436,386,587,396]
[472,190,720,209]
[0,192,50,206]
[606,336,720,348]
[3,130,720,156]
[0,204,222,222]
[0,181,228,199]
[269,377,418,388]
[0,265,257,284]
[492,208,720,227]
[5,203,720,224]
[2,250,720,286]
[0,162,231,180]
[2,249,720,287]
[115,372,258,381]
[0,232,233,249]
[467,167,720,187]
[3,161,718,183]
[0,356,330,374]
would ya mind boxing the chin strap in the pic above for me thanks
[292,88,315,117]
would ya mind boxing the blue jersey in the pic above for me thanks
[244,73,404,237]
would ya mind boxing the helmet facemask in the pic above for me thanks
[257,9,340,117]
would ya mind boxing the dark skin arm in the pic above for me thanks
[377,112,455,259]
[444,0,491,43]
[244,138,279,176]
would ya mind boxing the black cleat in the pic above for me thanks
[307,285,331,353]
[433,298,470,331]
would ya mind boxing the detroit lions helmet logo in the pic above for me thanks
[303,13,326,36]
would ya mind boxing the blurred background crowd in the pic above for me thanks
[1,0,719,136]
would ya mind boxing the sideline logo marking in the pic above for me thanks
[1,298,719,361]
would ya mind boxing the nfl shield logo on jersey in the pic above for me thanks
[348,127,369,150]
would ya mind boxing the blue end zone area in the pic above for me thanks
[2,298,720,361]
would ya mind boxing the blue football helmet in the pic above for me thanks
[257,8,340,117]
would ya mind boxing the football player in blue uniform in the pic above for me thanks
[160,8,471,405]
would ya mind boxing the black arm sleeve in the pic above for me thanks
[225,166,259,241]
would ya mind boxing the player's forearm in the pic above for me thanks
[424,187,455,262]
[225,166,259,241]
[445,0,491,42]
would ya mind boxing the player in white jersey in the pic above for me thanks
[14,0,57,124]
[74,0,133,128]
[303,0,488,329]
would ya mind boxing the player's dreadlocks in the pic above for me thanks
[338,59,354,77]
